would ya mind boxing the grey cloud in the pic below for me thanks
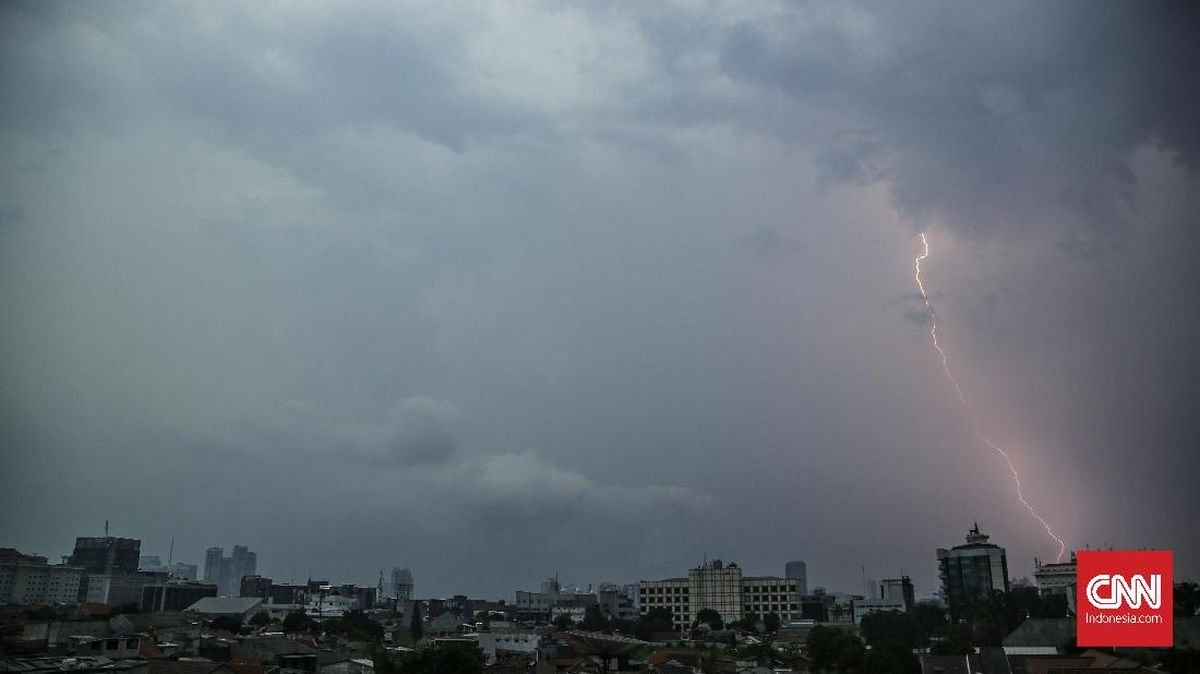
[2,1,1197,596]
[386,396,460,465]
[741,226,805,262]
[237,397,459,466]
[717,2,1200,241]
[904,309,931,327]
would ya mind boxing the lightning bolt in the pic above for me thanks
[915,232,1067,562]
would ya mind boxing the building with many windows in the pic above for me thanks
[937,523,1010,621]
[639,560,801,631]
[0,549,83,605]
[68,537,141,575]
[1033,554,1077,597]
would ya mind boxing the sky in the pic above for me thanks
[1,1,1198,600]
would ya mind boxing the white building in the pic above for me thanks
[1033,555,1077,597]
[0,551,83,605]
[304,593,359,619]
[639,560,801,632]
[851,597,907,625]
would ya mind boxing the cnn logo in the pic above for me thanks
[1084,573,1161,609]
[1076,550,1172,647]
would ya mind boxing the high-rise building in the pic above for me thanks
[203,547,224,585]
[203,545,258,596]
[230,545,257,590]
[391,567,414,600]
[937,523,1009,621]
[785,560,808,595]
[69,537,141,575]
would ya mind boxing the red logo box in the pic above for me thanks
[1076,550,1173,647]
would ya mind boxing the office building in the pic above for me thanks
[68,537,141,575]
[785,560,808,595]
[391,567,414,600]
[203,545,258,596]
[1033,554,1077,597]
[879,576,915,610]
[937,523,1010,621]
[241,575,273,599]
[639,559,801,631]
[0,549,83,605]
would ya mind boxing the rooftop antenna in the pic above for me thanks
[105,520,109,537]
[168,537,175,566]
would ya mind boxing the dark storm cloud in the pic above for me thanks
[717,2,1200,239]
[2,1,1198,597]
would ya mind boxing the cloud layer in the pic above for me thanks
[2,1,1197,597]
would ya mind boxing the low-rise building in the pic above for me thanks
[141,581,218,613]
[851,597,907,624]
[1033,554,1077,599]
[183,596,264,621]
[639,560,801,632]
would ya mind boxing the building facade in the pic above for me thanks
[141,581,219,612]
[937,524,1010,621]
[639,560,801,631]
[785,560,808,595]
[68,537,141,575]
[879,576,915,610]
[1033,554,1076,597]
[203,545,258,596]
[0,549,83,605]
[390,568,414,601]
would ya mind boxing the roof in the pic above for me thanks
[145,661,234,674]
[0,657,145,673]
[184,598,263,616]
[920,653,1010,674]
[1002,618,1075,648]
[228,637,316,664]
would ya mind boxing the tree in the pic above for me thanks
[209,615,243,634]
[633,607,674,641]
[580,604,610,630]
[911,601,948,641]
[283,609,314,635]
[409,601,424,642]
[331,610,384,642]
[807,625,864,673]
[396,641,484,674]
[860,611,925,650]
[553,614,575,630]
[1176,582,1199,617]
[249,612,271,627]
[930,623,974,655]
[763,612,781,634]
[864,640,920,674]
[693,608,724,630]
[733,611,761,633]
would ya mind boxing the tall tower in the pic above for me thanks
[203,547,224,584]
[391,568,414,601]
[785,560,808,595]
[937,523,1009,621]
